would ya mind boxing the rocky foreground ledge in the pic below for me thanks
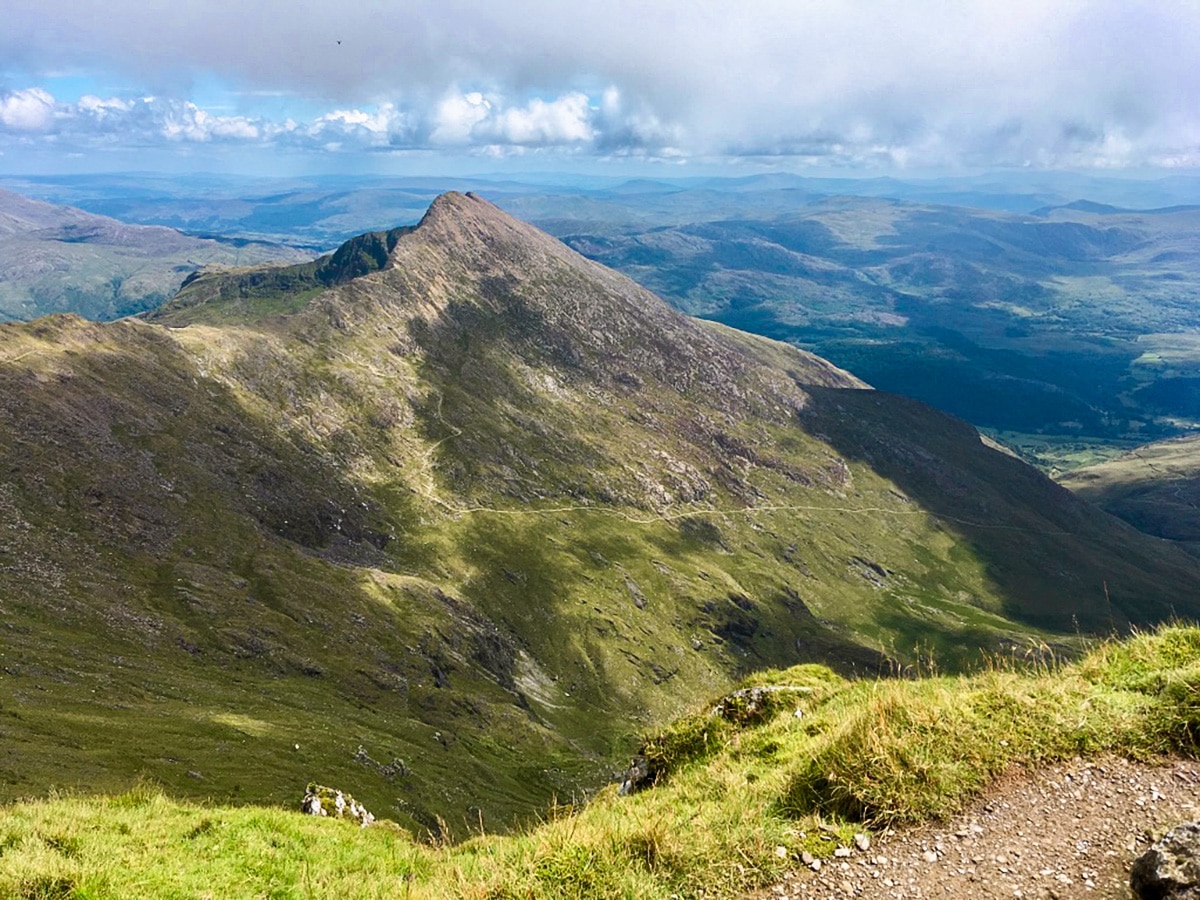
[752,756,1200,900]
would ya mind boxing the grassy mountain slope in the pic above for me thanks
[1060,434,1200,550]
[2,193,1198,836]
[0,188,310,322]
[2,625,1198,899]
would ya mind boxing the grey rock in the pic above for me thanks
[300,783,375,827]
[618,755,652,796]
[1131,821,1200,900]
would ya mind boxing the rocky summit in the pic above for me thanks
[1,192,1197,835]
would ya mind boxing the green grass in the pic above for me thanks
[1058,433,1200,547]
[2,625,1197,899]
[4,196,1200,857]
[980,429,1142,475]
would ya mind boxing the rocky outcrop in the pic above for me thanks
[300,783,376,828]
[1132,822,1200,900]
[712,684,812,726]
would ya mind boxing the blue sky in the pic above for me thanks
[3,0,1199,177]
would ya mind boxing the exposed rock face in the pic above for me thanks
[1132,822,1200,900]
[300,783,376,828]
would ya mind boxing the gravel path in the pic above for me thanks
[752,756,1200,900]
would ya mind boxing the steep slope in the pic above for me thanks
[1061,434,1200,550]
[0,188,310,321]
[2,193,1198,836]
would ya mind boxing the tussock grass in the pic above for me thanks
[2,625,1198,899]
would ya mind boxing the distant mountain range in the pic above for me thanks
[2,193,1196,834]
[555,197,1200,446]
[5,175,1198,453]
[0,188,310,321]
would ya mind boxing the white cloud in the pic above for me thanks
[486,93,593,145]
[208,116,260,141]
[0,88,56,132]
[3,0,1199,170]
[431,91,492,144]
[77,95,132,115]
[157,101,262,143]
[312,107,390,135]
[305,102,413,149]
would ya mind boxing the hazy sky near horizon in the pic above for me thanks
[2,0,1198,176]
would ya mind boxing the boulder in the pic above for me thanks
[300,783,376,828]
[1132,821,1200,899]
[618,755,652,796]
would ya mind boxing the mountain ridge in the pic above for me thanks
[2,192,1197,834]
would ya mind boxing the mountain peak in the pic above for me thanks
[420,189,484,218]
[409,190,567,263]
[416,191,513,234]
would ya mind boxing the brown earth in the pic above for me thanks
[753,756,1200,900]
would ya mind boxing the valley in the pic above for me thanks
[0,187,310,322]
[9,173,1200,466]
[3,193,1196,843]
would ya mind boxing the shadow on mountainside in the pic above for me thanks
[798,386,1200,631]
[0,315,601,835]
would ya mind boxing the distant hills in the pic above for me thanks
[2,193,1197,834]
[557,197,1200,448]
[1061,434,1200,551]
[0,188,310,321]
[6,174,1198,453]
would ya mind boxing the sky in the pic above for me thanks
[2,0,1199,177]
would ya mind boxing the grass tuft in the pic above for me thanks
[1,624,1199,898]
[19,875,80,900]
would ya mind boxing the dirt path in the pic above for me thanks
[751,756,1200,900]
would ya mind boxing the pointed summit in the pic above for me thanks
[341,191,859,412]
[416,191,540,241]
[2,188,1199,835]
[403,190,623,284]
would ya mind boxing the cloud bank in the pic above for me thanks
[2,0,1199,170]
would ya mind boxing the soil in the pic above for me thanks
[752,755,1200,900]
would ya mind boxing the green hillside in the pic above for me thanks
[1,193,1197,837]
[1061,433,1200,551]
[0,188,310,322]
[2,625,1198,899]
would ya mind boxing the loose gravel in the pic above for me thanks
[751,756,1200,900]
